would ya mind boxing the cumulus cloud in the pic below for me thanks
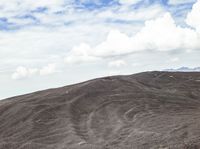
[1,3,164,66]
[94,30,134,56]
[12,64,57,80]
[12,67,39,80]
[65,6,200,63]
[64,43,100,64]
[39,64,57,76]
[108,60,127,67]
[64,30,134,63]
[186,0,200,32]
[133,13,199,51]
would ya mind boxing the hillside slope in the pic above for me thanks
[0,71,200,149]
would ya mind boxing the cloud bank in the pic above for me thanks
[65,0,200,64]
[0,0,199,99]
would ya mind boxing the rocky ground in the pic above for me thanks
[0,71,200,149]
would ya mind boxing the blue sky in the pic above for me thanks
[0,0,200,99]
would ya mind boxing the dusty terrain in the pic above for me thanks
[0,71,200,149]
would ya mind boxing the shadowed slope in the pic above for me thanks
[0,71,200,149]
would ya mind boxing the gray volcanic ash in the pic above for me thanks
[0,71,200,149]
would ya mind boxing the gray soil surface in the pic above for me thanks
[0,71,200,149]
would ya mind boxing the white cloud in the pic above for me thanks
[65,11,200,61]
[168,0,197,5]
[0,0,66,12]
[64,30,136,63]
[186,0,200,32]
[133,13,199,51]
[12,66,39,80]
[97,4,165,22]
[39,64,57,76]
[94,30,134,56]
[1,0,200,99]
[64,43,100,64]
[12,64,57,80]
[0,24,109,68]
[118,0,141,5]
[108,60,127,67]
[0,0,165,28]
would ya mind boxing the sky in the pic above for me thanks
[0,0,200,99]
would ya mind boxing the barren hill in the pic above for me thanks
[0,71,200,149]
